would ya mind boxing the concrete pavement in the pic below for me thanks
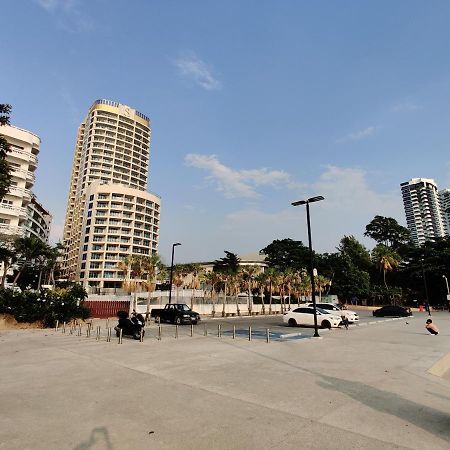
[0,311,449,449]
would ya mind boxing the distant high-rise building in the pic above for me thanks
[439,188,450,236]
[400,178,445,245]
[62,100,161,292]
[0,125,51,241]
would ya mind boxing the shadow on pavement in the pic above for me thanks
[218,340,450,443]
[316,373,450,443]
[74,427,113,450]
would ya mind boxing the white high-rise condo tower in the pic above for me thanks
[62,100,161,292]
[439,188,450,236]
[0,125,51,241]
[400,178,445,245]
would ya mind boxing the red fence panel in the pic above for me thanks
[84,300,131,319]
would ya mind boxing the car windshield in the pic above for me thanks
[176,304,191,311]
[316,307,332,315]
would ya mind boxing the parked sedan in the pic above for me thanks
[283,307,342,329]
[307,303,359,322]
[372,305,412,317]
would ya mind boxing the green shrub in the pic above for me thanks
[0,285,90,327]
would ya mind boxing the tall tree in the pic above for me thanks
[12,236,51,286]
[260,238,310,271]
[0,104,12,200]
[213,251,240,274]
[364,215,412,249]
[337,235,372,272]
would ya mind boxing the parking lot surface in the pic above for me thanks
[0,310,449,449]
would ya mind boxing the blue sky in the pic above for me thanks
[2,1,450,264]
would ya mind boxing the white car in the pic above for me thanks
[307,303,359,322]
[283,307,342,329]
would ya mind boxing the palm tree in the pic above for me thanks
[299,271,312,302]
[204,270,221,317]
[118,255,147,311]
[315,274,331,302]
[372,244,400,288]
[172,264,187,303]
[262,268,278,314]
[12,236,50,287]
[217,271,230,317]
[228,271,242,316]
[282,270,296,311]
[141,254,162,317]
[241,265,259,315]
[255,272,266,314]
[186,263,203,309]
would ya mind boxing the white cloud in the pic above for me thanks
[392,101,421,113]
[174,54,221,91]
[221,165,404,255]
[34,0,92,32]
[185,153,292,198]
[337,126,377,143]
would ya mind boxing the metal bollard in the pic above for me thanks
[55,320,59,332]
[78,325,82,336]
[158,324,162,341]
[175,325,179,339]
[69,323,73,335]
[118,328,123,344]
[204,324,208,336]
[62,322,66,333]
[106,318,109,329]
[190,324,193,337]
[266,328,270,343]
[140,328,144,342]
[248,326,252,341]
[107,327,111,342]
[218,324,221,338]
[232,325,236,339]
[96,326,101,341]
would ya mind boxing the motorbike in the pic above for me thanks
[114,310,145,340]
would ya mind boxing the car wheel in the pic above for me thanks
[192,320,198,325]
[321,320,331,329]
[288,318,297,327]
[132,331,140,340]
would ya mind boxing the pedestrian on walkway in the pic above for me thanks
[425,319,439,335]
[341,314,349,330]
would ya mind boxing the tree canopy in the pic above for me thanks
[364,215,412,249]
[260,238,310,271]
[213,251,240,274]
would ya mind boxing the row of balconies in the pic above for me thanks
[0,223,25,235]
[0,203,27,217]
[9,147,38,165]
[8,186,33,201]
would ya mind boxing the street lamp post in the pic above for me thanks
[443,275,450,313]
[292,195,324,338]
[420,259,430,316]
[168,243,181,304]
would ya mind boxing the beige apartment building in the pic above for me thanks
[62,100,161,292]
[0,125,51,241]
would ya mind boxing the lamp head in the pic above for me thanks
[291,195,324,207]
[173,242,181,247]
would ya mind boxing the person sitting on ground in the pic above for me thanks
[425,319,439,335]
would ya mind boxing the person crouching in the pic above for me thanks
[425,319,439,335]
